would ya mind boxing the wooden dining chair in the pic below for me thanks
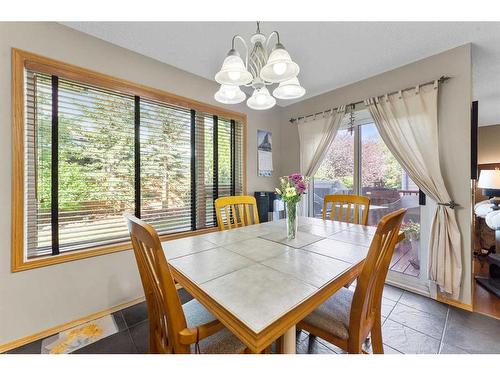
[322,194,371,225]
[214,195,260,231]
[297,208,406,354]
[125,214,246,354]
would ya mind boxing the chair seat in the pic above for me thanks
[183,299,246,354]
[302,288,353,341]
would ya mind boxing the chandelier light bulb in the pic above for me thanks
[273,62,287,76]
[247,87,276,110]
[256,94,266,105]
[228,71,241,81]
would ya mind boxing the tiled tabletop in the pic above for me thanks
[164,218,371,335]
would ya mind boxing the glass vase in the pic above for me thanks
[286,201,298,240]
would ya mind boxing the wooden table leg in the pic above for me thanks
[281,325,296,354]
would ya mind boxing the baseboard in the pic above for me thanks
[0,296,146,354]
[437,293,473,311]
[385,279,431,297]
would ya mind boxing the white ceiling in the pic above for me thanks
[62,22,500,126]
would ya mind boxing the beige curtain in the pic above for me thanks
[364,84,462,298]
[298,106,346,177]
[297,106,346,216]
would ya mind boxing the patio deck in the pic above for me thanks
[390,242,420,277]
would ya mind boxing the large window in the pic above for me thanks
[14,50,245,269]
[313,128,355,217]
[313,111,422,278]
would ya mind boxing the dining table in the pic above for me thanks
[162,216,380,354]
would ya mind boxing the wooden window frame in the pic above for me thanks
[11,48,247,272]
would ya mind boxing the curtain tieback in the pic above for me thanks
[437,200,460,209]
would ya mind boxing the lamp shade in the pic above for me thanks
[272,77,306,100]
[478,170,500,189]
[486,210,500,230]
[260,44,300,83]
[246,87,276,110]
[215,52,253,86]
[214,84,246,104]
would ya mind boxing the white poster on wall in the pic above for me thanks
[257,129,273,177]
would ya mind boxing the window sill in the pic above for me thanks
[11,226,219,272]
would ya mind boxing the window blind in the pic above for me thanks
[24,69,245,259]
[25,71,52,258]
[218,117,232,199]
[194,112,215,228]
[140,98,192,234]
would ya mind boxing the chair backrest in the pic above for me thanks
[348,208,406,348]
[322,194,371,225]
[214,195,260,231]
[125,214,189,354]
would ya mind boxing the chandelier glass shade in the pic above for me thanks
[214,84,246,104]
[259,45,300,83]
[214,52,253,86]
[272,77,305,100]
[214,22,303,110]
[247,87,276,110]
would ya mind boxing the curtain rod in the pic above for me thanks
[289,75,451,124]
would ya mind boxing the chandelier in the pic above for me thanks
[214,22,305,110]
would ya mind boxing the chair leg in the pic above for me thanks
[371,317,384,354]
[148,330,158,354]
[347,337,363,354]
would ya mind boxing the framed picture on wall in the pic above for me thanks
[257,130,273,177]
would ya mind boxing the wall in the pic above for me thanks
[279,45,473,304]
[478,124,500,164]
[0,22,282,345]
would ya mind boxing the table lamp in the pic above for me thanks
[478,169,500,210]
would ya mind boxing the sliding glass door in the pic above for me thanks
[312,110,430,292]
[312,128,355,218]
[359,123,425,283]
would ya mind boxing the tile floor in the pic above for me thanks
[7,285,500,354]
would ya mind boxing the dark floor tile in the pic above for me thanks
[270,330,308,353]
[6,339,43,354]
[73,330,137,354]
[315,337,345,353]
[296,339,308,354]
[178,288,194,305]
[296,337,336,354]
[388,303,446,340]
[443,307,500,354]
[122,301,148,328]
[112,311,128,332]
[439,343,470,354]
[383,344,403,354]
[383,285,404,302]
[296,329,309,343]
[382,319,440,354]
[398,291,448,318]
[129,320,149,354]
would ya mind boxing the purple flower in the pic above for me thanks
[296,181,307,193]
[289,173,303,183]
